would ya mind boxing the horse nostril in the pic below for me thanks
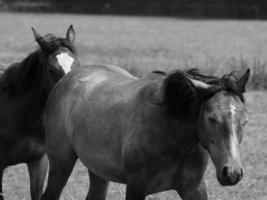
[49,69,55,74]
[222,166,229,178]
[239,168,244,179]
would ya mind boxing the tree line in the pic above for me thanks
[2,0,267,18]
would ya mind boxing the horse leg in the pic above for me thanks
[178,179,208,200]
[176,144,209,200]
[27,154,48,200]
[41,144,77,200]
[0,168,4,200]
[125,180,145,200]
[86,171,109,200]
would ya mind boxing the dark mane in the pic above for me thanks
[186,69,245,102]
[163,70,198,119]
[0,51,41,95]
[163,68,245,119]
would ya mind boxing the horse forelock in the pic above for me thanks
[39,33,76,54]
[220,73,245,103]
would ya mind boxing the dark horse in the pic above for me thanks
[42,65,250,200]
[0,26,78,200]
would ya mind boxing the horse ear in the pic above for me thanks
[66,25,75,43]
[31,27,49,51]
[31,27,41,40]
[238,69,250,93]
[188,78,211,90]
[188,77,221,101]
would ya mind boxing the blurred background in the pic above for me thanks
[0,1,267,200]
[0,0,267,19]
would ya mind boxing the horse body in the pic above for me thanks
[0,26,78,200]
[43,65,209,200]
[43,65,250,200]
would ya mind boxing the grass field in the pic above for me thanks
[0,13,266,200]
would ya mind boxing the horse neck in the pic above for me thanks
[164,117,199,154]
[29,83,47,107]
[25,74,48,124]
[141,102,199,159]
[16,54,48,124]
[137,79,199,156]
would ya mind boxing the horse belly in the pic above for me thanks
[72,132,127,183]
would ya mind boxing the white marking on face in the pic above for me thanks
[56,53,74,73]
[230,104,236,116]
[230,104,239,159]
[230,133,239,159]
[188,78,211,89]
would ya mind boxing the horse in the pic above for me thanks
[0,25,78,200]
[42,65,250,200]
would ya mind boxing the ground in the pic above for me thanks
[0,13,266,200]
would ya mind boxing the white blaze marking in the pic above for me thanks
[230,104,239,159]
[230,104,236,116]
[56,53,74,73]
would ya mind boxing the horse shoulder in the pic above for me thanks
[177,144,209,187]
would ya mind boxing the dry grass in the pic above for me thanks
[0,13,266,200]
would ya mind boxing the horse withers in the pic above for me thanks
[0,26,78,200]
[42,65,250,200]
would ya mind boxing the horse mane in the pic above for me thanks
[163,70,198,119]
[0,51,41,95]
[0,33,76,96]
[186,68,244,102]
[162,68,244,119]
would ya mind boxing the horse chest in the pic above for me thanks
[124,143,208,195]
[0,105,40,135]
[0,136,45,165]
[143,156,207,195]
[143,162,181,194]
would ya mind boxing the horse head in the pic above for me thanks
[162,69,250,186]
[31,25,79,93]
[197,69,250,186]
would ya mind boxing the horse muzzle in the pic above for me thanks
[218,166,243,186]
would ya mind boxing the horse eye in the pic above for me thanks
[210,138,218,145]
[242,120,248,126]
[48,69,55,74]
[208,117,217,123]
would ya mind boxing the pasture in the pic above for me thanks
[0,12,266,200]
